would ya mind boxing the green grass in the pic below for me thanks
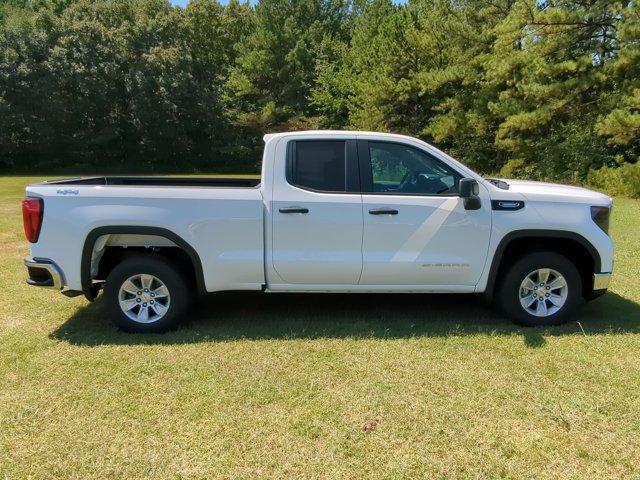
[1,176,639,479]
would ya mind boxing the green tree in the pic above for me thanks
[0,0,239,171]
[0,0,637,183]
[595,0,640,154]
[313,0,508,172]
[224,0,353,130]
[483,0,630,179]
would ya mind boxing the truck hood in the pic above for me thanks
[496,179,612,205]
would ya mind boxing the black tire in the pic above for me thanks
[103,254,190,333]
[497,251,583,327]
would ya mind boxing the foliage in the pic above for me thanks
[588,161,640,198]
[0,0,252,172]
[0,0,638,182]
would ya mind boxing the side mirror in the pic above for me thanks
[459,178,481,210]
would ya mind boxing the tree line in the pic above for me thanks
[0,0,638,194]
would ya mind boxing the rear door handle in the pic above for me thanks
[279,207,309,214]
[369,208,399,215]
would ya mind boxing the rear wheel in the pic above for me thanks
[104,254,190,333]
[497,251,582,326]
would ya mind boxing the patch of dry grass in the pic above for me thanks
[0,177,639,479]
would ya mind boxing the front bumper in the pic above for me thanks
[24,257,64,290]
[593,272,612,291]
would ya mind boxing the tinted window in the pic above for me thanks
[368,142,460,195]
[289,141,346,192]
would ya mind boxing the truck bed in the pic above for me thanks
[40,176,260,188]
[26,174,266,294]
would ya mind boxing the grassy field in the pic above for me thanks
[1,176,639,479]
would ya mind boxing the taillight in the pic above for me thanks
[22,197,43,243]
[591,205,611,235]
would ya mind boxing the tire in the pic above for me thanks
[497,251,583,327]
[103,254,190,333]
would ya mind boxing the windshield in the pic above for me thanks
[485,178,510,190]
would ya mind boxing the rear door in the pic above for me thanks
[358,139,492,287]
[271,137,363,285]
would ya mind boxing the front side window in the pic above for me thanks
[288,141,346,192]
[367,142,460,195]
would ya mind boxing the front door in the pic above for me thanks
[271,139,363,285]
[358,140,491,286]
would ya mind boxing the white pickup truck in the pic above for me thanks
[22,131,613,332]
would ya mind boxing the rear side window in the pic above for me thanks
[288,141,346,192]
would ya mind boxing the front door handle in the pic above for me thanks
[369,208,399,215]
[279,207,309,214]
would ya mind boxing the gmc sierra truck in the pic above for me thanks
[22,131,613,332]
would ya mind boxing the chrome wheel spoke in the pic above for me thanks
[119,298,138,312]
[121,280,139,295]
[140,274,154,290]
[520,294,536,308]
[153,285,169,299]
[548,276,567,290]
[150,302,167,316]
[548,293,563,307]
[535,300,548,316]
[137,305,150,323]
[118,274,171,324]
[521,277,536,291]
[519,268,568,318]
[537,268,550,284]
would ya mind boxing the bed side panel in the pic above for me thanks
[25,185,265,292]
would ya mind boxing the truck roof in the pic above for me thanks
[262,130,418,143]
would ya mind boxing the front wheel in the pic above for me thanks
[497,251,583,327]
[104,254,190,333]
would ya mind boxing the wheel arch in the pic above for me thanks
[81,226,206,301]
[484,230,601,301]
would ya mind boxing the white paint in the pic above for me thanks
[391,197,458,263]
[25,130,613,295]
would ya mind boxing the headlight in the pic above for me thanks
[591,206,611,234]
